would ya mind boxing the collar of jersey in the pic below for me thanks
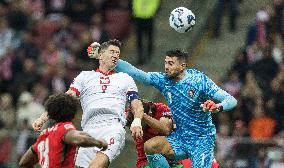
[96,69,116,76]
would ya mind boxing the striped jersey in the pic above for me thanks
[70,69,138,129]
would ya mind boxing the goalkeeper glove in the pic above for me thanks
[201,100,223,113]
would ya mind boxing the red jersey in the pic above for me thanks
[135,103,172,168]
[32,122,76,168]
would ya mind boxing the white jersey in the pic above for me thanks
[70,69,138,129]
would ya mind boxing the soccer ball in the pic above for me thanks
[169,7,196,33]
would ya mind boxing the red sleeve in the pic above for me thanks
[58,122,76,141]
[69,87,80,97]
[32,130,47,155]
[154,103,172,118]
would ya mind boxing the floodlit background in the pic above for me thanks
[0,0,283,167]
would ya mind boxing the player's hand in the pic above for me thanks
[200,100,222,113]
[130,125,143,139]
[98,139,108,151]
[87,42,100,59]
[32,117,46,132]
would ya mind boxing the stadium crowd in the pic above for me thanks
[0,0,132,167]
[0,0,283,167]
[216,0,284,167]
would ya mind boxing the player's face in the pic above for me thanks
[99,45,120,69]
[164,56,185,79]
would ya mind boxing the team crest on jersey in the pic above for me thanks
[188,89,195,97]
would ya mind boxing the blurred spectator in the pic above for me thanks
[103,0,132,41]
[0,119,12,168]
[214,0,239,38]
[65,0,93,24]
[132,0,160,65]
[16,91,45,126]
[241,71,262,112]
[89,13,109,44]
[221,70,242,96]
[251,45,279,98]
[48,65,69,93]
[272,0,284,40]
[31,82,48,104]
[248,99,277,140]
[6,1,29,31]
[13,58,40,91]
[268,63,284,133]
[17,31,40,60]
[44,0,67,16]
[231,48,249,82]
[216,124,236,166]
[0,93,15,129]
[246,8,270,47]
[16,119,36,162]
[0,18,14,59]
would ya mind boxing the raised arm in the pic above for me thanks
[64,130,108,149]
[32,90,78,132]
[116,60,151,85]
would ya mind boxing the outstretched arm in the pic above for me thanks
[64,130,108,149]
[32,90,79,131]
[116,60,151,85]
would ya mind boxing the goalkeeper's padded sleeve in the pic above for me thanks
[213,89,237,111]
[116,60,151,85]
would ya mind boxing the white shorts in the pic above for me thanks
[75,119,126,168]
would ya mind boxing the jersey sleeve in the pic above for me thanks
[200,72,220,98]
[116,60,151,85]
[200,72,237,111]
[69,72,86,97]
[155,103,172,118]
[59,123,76,141]
[125,74,138,92]
[148,72,166,92]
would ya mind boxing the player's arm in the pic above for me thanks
[19,147,38,168]
[64,130,108,150]
[116,60,152,85]
[212,89,237,111]
[129,98,144,139]
[202,89,237,113]
[200,73,237,113]
[143,114,173,136]
[32,90,79,131]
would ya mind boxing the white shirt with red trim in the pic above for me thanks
[70,69,138,128]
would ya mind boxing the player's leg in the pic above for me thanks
[89,152,109,168]
[144,136,173,168]
[189,136,215,168]
[76,122,125,168]
[144,132,188,168]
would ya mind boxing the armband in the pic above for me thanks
[127,91,138,102]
